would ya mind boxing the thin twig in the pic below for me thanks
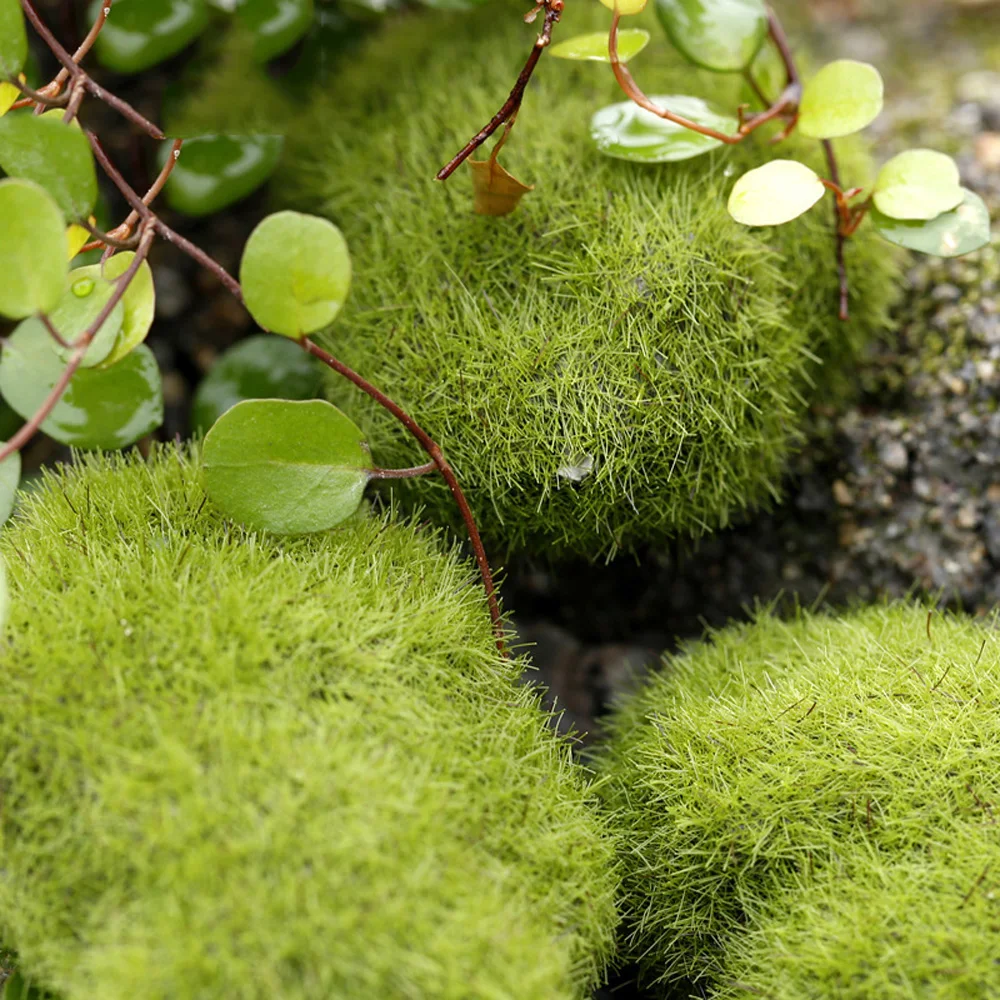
[39,313,71,349]
[823,139,851,321]
[369,461,438,480]
[436,0,563,181]
[302,338,506,655]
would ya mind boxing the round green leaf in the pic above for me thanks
[50,273,125,368]
[550,29,649,63]
[237,0,315,63]
[160,135,284,217]
[203,398,373,534]
[0,442,21,527]
[192,334,323,434]
[872,149,964,221]
[870,187,991,259]
[0,0,27,77]
[797,60,884,140]
[654,0,767,72]
[0,111,98,221]
[240,211,352,337]
[0,178,67,320]
[71,252,156,368]
[590,95,737,163]
[0,320,163,449]
[728,159,825,227]
[92,0,211,74]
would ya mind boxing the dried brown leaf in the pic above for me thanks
[469,156,534,216]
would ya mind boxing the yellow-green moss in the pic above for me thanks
[598,603,1000,991]
[272,1,900,557]
[0,447,618,1000]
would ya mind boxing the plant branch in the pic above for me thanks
[436,0,563,181]
[369,461,438,480]
[302,338,506,655]
[822,139,851,321]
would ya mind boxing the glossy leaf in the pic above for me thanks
[0,179,67,320]
[240,211,352,337]
[728,159,825,226]
[469,156,533,216]
[798,60,884,139]
[598,0,647,13]
[160,135,284,217]
[591,95,736,163]
[0,441,20,527]
[870,187,991,258]
[0,0,27,77]
[0,111,98,220]
[203,398,373,534]
[93,0,211,74]
[872,149,964,221]
[191,334,323,434]
[51,273,125,368]
[237,0,315,63]
[550,29,649,63]
[654,0,767,72]
[0,320,163,449]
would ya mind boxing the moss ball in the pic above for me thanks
[714,832,1000,1000]
[598,603,1000,989]
[279,1,900,557]
[0,448,618,1000]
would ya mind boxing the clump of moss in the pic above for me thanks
[0,448,618,1000]
[714,832,1000,1000]
[279,1,899,557]
[598,603,1000,990]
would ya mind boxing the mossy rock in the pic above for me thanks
[0,448,618,999]
[714,830,1000,999]
[598,603,1000,992]
[272,1,900,558]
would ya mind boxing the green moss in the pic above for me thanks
[275,1,899,557]
[598,603,1000,989]
[714,831,1000,999]
[0,448,618,1000]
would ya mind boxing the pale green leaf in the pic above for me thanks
[203,398,373,534]
[728,160,825,227]
[0,0,27,77]
[51,272,125,368]
[871,187,991,258]
[550,30,649,63]
[872,149,964,221]
[798,60,884,139]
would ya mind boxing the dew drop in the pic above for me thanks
[71,277,95,298]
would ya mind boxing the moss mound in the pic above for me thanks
[598,603,1000,991]
[0,448,618,1000]
[279,1,900,557]
[714,832,1000,1000]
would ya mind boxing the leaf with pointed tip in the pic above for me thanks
[0,80,19,118]
[798,60,883,139]
[728,159,826,227]
[0,0,27,77]
[203,398,373,534]
[0,111,98,220]
[70,252,157,368]
[870,187,991,258]
[191,334,323,434]
[591,95,736,163]
[0,179,67,320]
[550,29,649,63]
[872,149,964,221]
[240,211,352,337]
[0,319,163,448]
[469,156,534,216]
[654,0,767,71]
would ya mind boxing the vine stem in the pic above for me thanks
[302,340,506,655]
[437,0,563,181]
[369,461,438,480]
[823,139,851,321]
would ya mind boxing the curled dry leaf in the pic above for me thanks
[469,156,534,216]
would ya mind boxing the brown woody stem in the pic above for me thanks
[437,0,563,181]
[822,139,851,321]
[369,461,438,480]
